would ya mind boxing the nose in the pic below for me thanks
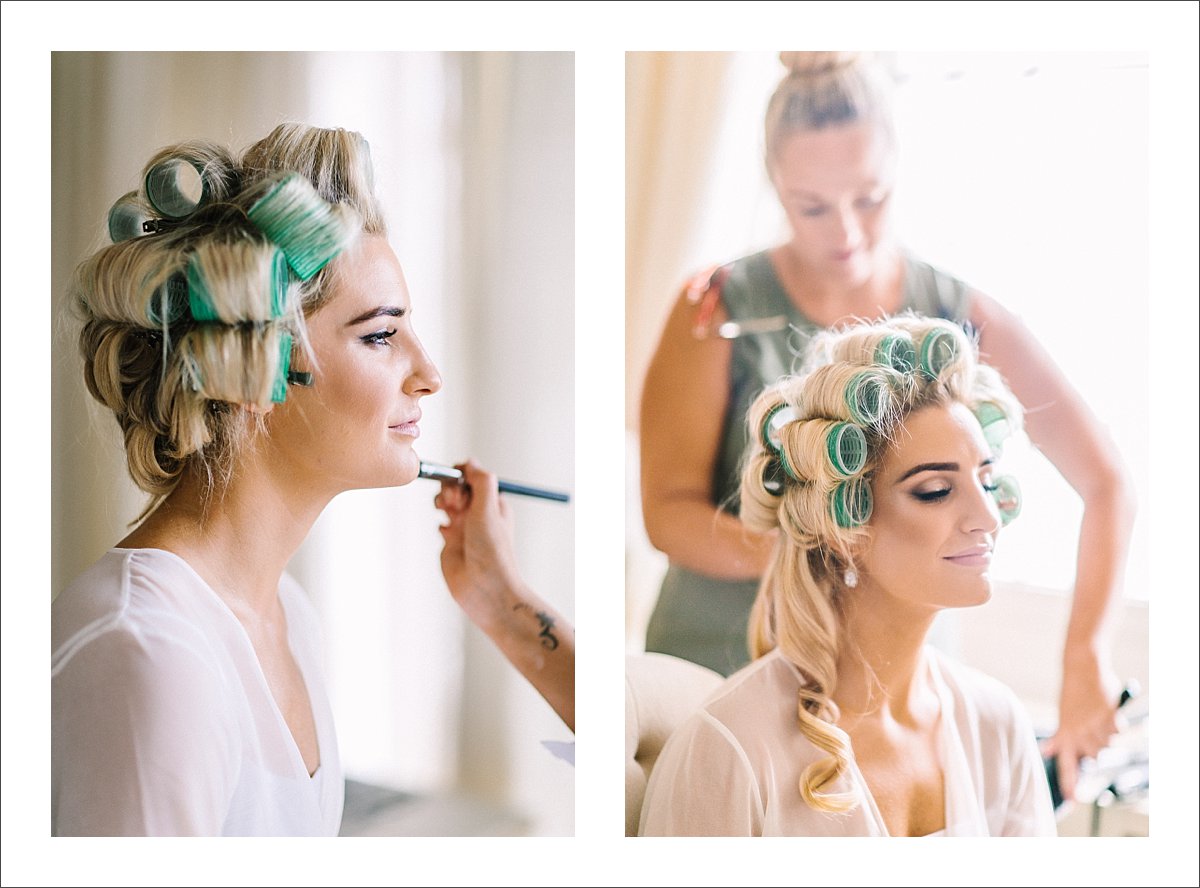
[831,204,863,249]
[403,333,442,397]
[963,479,1003,536]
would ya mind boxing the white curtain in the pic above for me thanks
[50,50,573,835]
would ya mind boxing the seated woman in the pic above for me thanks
[50,124,576,836]
[639,315,1056,836]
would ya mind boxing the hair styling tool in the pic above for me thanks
[1043,681,1140,811]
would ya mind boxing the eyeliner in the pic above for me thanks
[419,461,571,503]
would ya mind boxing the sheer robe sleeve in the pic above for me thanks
[638,711,763,836]
[999,699,1058,836]
[52,624,239,836]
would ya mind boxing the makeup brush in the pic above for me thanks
[419,461,570,503]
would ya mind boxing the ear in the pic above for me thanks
[242,401,275,416]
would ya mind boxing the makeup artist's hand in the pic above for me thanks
[435,460,524,623]
[435,459,575,732]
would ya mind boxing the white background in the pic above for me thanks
[3,1,1197,886]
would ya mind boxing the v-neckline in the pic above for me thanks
[838,650,954,838]
[760,248,910,330]
[111,546,324,781]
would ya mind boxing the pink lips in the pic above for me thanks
[389,415,421,438]
[943,544,993,567]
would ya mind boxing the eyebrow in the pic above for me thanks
[896,458,994,483]
[345,306,407,326]
[783,189,826,203]
[784,183,886,202]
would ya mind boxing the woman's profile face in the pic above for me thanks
[854,401,1002,613]
[770,122,895,286]
[266,235,441,493]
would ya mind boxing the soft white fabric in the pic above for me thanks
[639,647,1056,836]
[52,548,343,836]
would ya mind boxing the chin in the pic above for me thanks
[828,258,872,287]
[394,457,421,487]
[960,583,993,609]
[365,455,422,490]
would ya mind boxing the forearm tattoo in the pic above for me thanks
[534,610,559,650]
[515,602,559,650]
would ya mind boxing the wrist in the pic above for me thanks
[1062,633,1110,668]
[464,575,534,636]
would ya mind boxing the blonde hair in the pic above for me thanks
[72,124,381,515]
[764,51,895,171]
[739,315,1022,812]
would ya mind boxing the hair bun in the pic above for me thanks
[778,51,865,77]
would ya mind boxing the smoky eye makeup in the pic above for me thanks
[359,328,397,346]
[911,484,952,503]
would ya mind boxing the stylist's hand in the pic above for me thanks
[435,459,524,630]
[1042,649,1122,802]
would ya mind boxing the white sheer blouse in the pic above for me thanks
[52,548,343,836]
[639,647,1056,836]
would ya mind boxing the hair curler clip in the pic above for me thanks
[831,476,873,528]
[141,218,184,235]
[991,474,1021,526]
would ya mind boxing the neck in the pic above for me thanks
[772,240,902,316]
[120,452,334,619]
[833,579,939,728]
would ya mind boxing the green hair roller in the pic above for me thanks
[144,157,209,220]
[186,246,289,323]
[831,477,873,528]
[146,274,190,326]
[760,403,800,480]
[762,456,787,496]
[271,331,294,404]
[761,403,796,451]
[844,370,890,426]
[992,474,1021,526]
[826,422,868,477]
[874,333,916,373]
[975,401,1012,453]
[108,191,151,243]
[918,328,960,379]
[247,173,347,281]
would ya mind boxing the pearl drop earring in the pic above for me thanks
[844,568,858,589]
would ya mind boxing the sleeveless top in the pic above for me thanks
[644,249,973,676]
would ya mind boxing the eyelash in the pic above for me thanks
[912,479,999,502]
[360,328,397,346]
[913,488,951,502]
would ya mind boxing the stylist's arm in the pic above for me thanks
[435,459,575,732]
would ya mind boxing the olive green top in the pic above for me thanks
[644,250,973,676]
